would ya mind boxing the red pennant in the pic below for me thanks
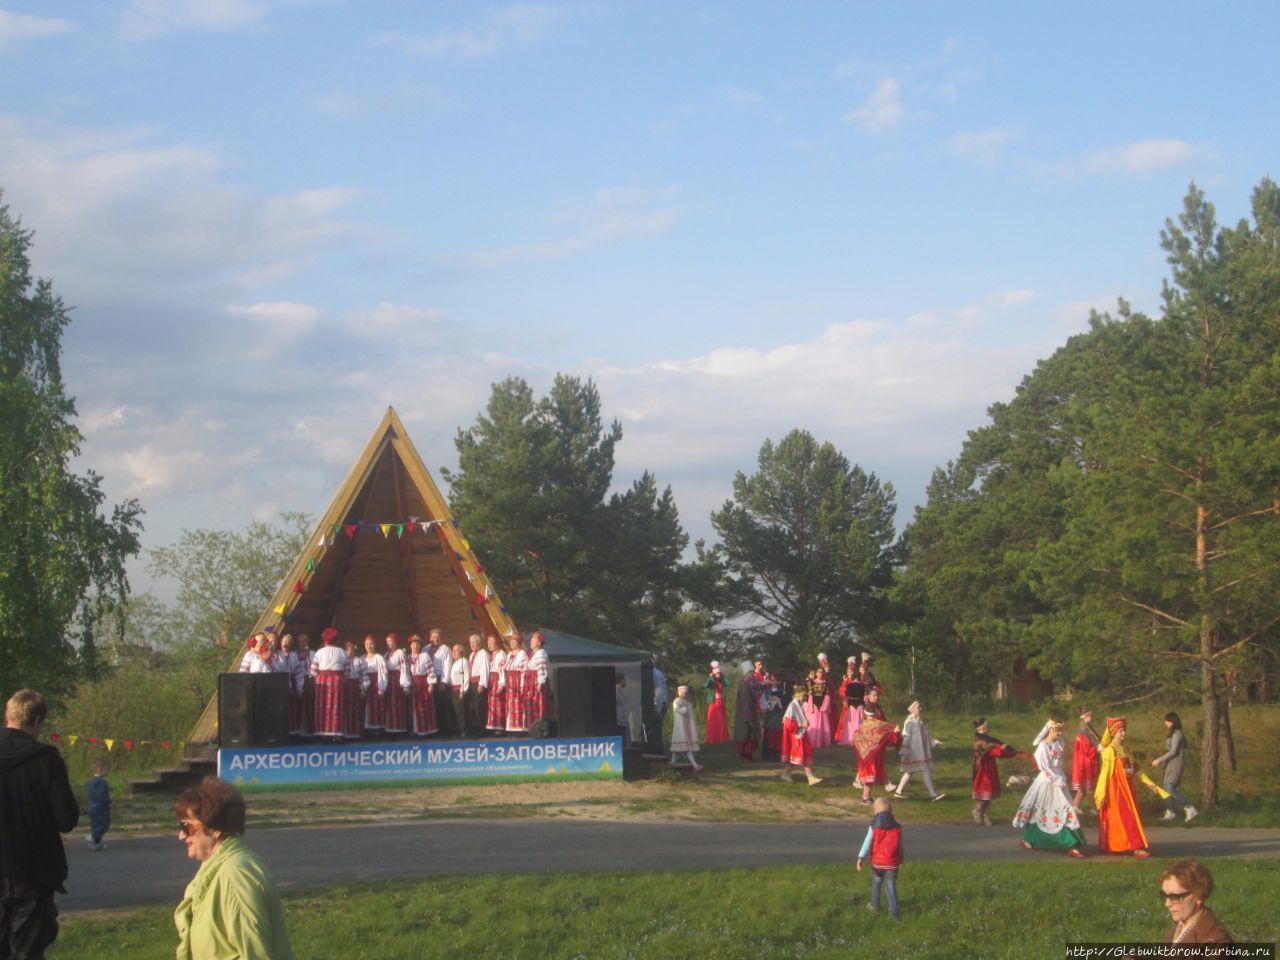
[293,580,304,594]
[344,524,358,539]
[51,732,60,742]
[162,740,171,749]
[89,737,99,744]
[124,739,134,750]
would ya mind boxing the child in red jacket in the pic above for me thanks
[856,796,903,919]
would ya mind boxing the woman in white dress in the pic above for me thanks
[1012,719,1087,857]
[669,686,704,772]
[891,701,946,800]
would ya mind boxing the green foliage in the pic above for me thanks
[710,429,898,674]
[54,859,1280,958]
[443,375,709,666]
[148,511,311,652]
[0,195,143,704]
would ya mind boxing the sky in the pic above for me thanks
[2,1,1277,597]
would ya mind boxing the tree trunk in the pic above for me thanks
[1220,694,1236,772]
[1199,647,1220,805]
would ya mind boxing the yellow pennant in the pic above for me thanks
[380,524,392,538]
[104,739,115,751]
[275,604,287,615]
[68,735,78,745]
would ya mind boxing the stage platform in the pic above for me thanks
[217,734,624,791]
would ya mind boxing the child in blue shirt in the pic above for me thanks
[87,763,112,850]
[856,796,903,919]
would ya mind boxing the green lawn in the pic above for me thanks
[55,858,1280,959]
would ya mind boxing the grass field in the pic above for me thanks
[54,858,1280,959]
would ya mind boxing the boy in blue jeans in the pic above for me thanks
[87,762,112,850]
[856,796,902,919]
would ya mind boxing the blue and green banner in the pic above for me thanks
[218,736,623,790]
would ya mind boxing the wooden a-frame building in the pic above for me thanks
[185,407,516,752]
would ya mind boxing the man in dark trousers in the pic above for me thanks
[0,689,79,959]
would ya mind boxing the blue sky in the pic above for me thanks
[2,1,1277,593]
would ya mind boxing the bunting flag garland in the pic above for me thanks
[394,523,405,538]
[306,558,317,572]
[380,523,392,538]
[48,732,177,752]
[292,580,305,594]
[275,604,287,615]
[344,524,358,539]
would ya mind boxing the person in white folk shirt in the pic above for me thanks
[407,635,439,736]
[309,628,348,741]
[247,635,275,674]
[277,634,305,736]
[464,633,490,738]
[429,630,456,737]
[342,640,363,739]
[449,643,470,738]
[891,701,946,801]
[361,634,389,735]
[485,634,508,735]
[526,631,551,728]
[238,634,264,673]
[504,633,529,734]
[382,633,409,736]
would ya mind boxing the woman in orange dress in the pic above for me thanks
[1094,716,1150,858]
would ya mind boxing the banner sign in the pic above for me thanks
[218,736,623,790]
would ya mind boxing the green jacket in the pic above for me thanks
[174,836,294,960]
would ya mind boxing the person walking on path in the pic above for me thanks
[669,686,704,772]
[0,689,80,959]
[1152,712,1198,823]
[891,701,946,801]
[1094,716,1151,858]
[87,764,112,851]
[1012,720,1087,858]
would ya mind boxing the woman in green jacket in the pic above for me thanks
[174,777,294,960]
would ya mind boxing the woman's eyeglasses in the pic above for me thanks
[1162,889,1192,902]
[178,820,199,836]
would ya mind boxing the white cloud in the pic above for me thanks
[119,0,269,40]
[0,116,360,301]
[944,127,1017,165]
[0,9,76,44]
[459,186,680,269]
[841,78,909,135]
[720,86,763,108]
[1083,138,1210,176]
[377,4,562,61]
[78,404,130,433]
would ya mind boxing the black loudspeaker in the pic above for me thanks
[588,666,616,736]
[555,666,620,738]
[219,673,290,747]
[252,673,290,747]
[219,673,254,747]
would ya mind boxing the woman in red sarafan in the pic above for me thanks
[1071,708,1101,814]
[971,717,1017,826]
[703,661,731,744]
[1094,716,1151,858]
[853,715,901,805]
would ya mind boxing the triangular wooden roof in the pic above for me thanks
[187,407,517,748]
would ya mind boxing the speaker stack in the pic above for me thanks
[218,673,290,747]
[554,665,618,738]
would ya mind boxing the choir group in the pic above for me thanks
[235,627,551,742]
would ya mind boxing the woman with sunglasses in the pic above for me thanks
[174,777,294,959]
[1159,859,1232,945]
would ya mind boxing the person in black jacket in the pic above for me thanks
[0,689,79,959]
